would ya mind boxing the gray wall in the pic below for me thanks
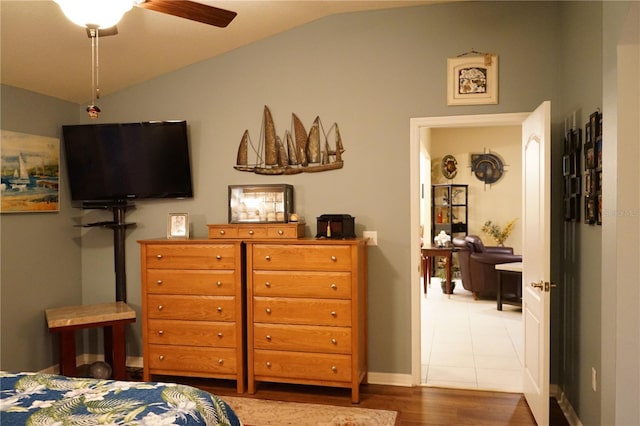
[0,85,81,370]
[601,2,640,425]
[82,1,562,376]
[4,2,638,425]
[557,3,604,424]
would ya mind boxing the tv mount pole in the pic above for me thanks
[82,200,134,303]
[111,203,129,302]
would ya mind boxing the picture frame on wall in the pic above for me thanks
[584,196,596,224]
[167,213,189,239]
[1,130,60,213]
[447,53,498,105]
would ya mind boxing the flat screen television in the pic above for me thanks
[62,120,193,206]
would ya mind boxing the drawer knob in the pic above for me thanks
[156,254,163,259]
[331,256,337,262]
[216,255,222,260]
[331,366,338,373]
[248,230,254,235]
[217,332,223,337]
[158,330,164,335]
[218,359,224,365]
[330,283,337,290]
[266,335,271,341]
[330,311,337,317]
[156,280,163,285]
[159,355,165,361]
[157,305,163,311]
[265,281,271,288]
[266,362,272,368]
[331,338,337,345]
[265,255,271,261]
[219,230,226,235]
[266,308,272,314]
[217,307,223,312]
[277,229,284,235]
[216,281,222,287]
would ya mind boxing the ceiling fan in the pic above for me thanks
[55,0,237,37]
[54,0,237,118]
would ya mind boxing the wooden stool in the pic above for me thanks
[46,302,136,380]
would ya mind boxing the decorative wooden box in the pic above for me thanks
[316,214,356,239]
[228,184,294,223]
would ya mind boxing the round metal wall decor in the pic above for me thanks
[441,155,458,179]
[470,152,504,184]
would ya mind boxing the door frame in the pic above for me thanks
[410,112,531,385]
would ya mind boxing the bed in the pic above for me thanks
[0,371,242,425]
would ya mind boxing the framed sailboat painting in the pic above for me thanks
[1,130,60,213]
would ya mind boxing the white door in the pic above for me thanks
[522,101,552,425]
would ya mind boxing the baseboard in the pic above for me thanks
[551,384,583,426]
[366,371,413,387]
[38,354,144,374]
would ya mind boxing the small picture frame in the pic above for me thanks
[447,54,498,106]
[584,197,596,225]
[167,213,189,239]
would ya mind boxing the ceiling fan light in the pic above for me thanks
[55,0,134,29]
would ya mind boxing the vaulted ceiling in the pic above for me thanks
[1,0,444,105]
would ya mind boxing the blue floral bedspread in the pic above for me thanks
[0,371,242,425]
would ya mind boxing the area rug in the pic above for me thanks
[222,396,397,426]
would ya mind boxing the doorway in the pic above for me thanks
[410,112,530,389]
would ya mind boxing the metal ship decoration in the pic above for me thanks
[234,106,344,175]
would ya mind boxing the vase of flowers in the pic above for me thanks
[481,218,517,246]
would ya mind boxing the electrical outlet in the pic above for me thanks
[592,367,597,392]
[363,231,378,246]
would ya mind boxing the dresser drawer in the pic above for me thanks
[146,270,236,296]
[252,271,351,298]
[148,345,237,374]
[145,244,237,269]
[147,295,236,321]
[207,225,240,239]
[253,271,351,299]
[147,319,237,348]
[252,244,352,271]
[253,323,351,354]
[253,350,351,382]
[253,297,351,326]
[266,224,305,239]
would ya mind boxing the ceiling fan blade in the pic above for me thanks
[136,0,237,28]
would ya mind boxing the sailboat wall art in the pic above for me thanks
[235,106,345,175]
[1,130,60,213]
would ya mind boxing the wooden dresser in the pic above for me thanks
[138,239,245,392]
[245,238,367,403]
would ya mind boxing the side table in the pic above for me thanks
[495,262,523,311]
[421,246,456,295]
[46,301,136,380]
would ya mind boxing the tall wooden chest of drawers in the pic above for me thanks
[138,239,245,392]
[245,239,368,403]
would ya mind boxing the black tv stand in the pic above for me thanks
[80,201,135,303]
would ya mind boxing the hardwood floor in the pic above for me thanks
[147,372,543,425]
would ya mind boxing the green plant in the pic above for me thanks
[481,218,517,246]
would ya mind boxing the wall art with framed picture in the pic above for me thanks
[583,110,602,225]
[167,213,189,239]
[562,124,581,222]
[447,52,498,106]
[1,130,60,213]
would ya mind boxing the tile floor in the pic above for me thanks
[421,278,523,393]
